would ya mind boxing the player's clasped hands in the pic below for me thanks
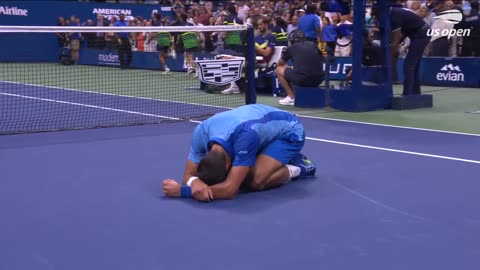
[162,179,213,202]
[190,180,213,202]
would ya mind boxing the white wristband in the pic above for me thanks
[187,176,198,187]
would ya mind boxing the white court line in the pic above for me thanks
[298,114,480,137]
[307,137,480,165]
[4,91,479,165]
[0,92,182,121]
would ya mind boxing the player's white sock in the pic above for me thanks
[286,164,301,179]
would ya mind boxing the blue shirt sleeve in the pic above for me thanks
[232,130,260,167]
[188,125,207,164]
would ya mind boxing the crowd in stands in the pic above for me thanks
[57,0,480,64]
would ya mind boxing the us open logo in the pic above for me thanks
[427,9,471,38]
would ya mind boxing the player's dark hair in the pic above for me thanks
[197,150,229,186]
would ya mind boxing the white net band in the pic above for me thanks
[0,25,250,33]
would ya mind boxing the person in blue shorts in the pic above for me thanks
[162,104,317,202]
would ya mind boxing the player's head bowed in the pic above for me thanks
[197,150,230,186]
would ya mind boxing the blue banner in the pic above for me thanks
[0,1,174,26]
[0,1,175,63]
[420,57,480,88]
[79,49,217,72]
[323,57,352,81]
[76,50,480,88]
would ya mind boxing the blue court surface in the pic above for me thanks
[1,106,480,270]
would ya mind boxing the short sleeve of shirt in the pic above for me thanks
[188,125,207,164]
[232,130,260,167]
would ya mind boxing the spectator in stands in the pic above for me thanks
[296,9,306,18]
[462,0,480,56]
[203,15,216,51]
[197,4,211,25]
[237,0,250,23]
[281,9,291,24]
[67,15,81,65]
[56,17,68,48]
[277,30,325,106]
[417,5,431,24]
[129,19,140,51]
[271,16,289,46]
[114,14,132,69]
[275,0,289,13]
[410,0,422,13]
[330,12,341,25]
[243,9,253,26]
[95,14,109,49]
[298,4,321,43]
[335,13,353,57]
[213,3,225,19]
[287,15,299,34]
[428,0,454,57]
[83,20,97,49]
[143,21,157,52]
[321,16,338,57]
[255,16,277,69]
[105,16,117,51]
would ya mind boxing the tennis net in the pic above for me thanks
[0,25,255,135]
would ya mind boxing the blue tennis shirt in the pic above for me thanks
[188,104,304,167]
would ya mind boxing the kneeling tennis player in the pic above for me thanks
[162,104,317,202]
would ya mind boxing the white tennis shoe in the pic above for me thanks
[279,96,295,106]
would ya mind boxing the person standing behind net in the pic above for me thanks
[297,4,322,44]
[179,14,202,76]
[221,4,247,95]
[152,12,171,74]
[114,14,132,69]
[67,15,81,65]
[276,30,325,106]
